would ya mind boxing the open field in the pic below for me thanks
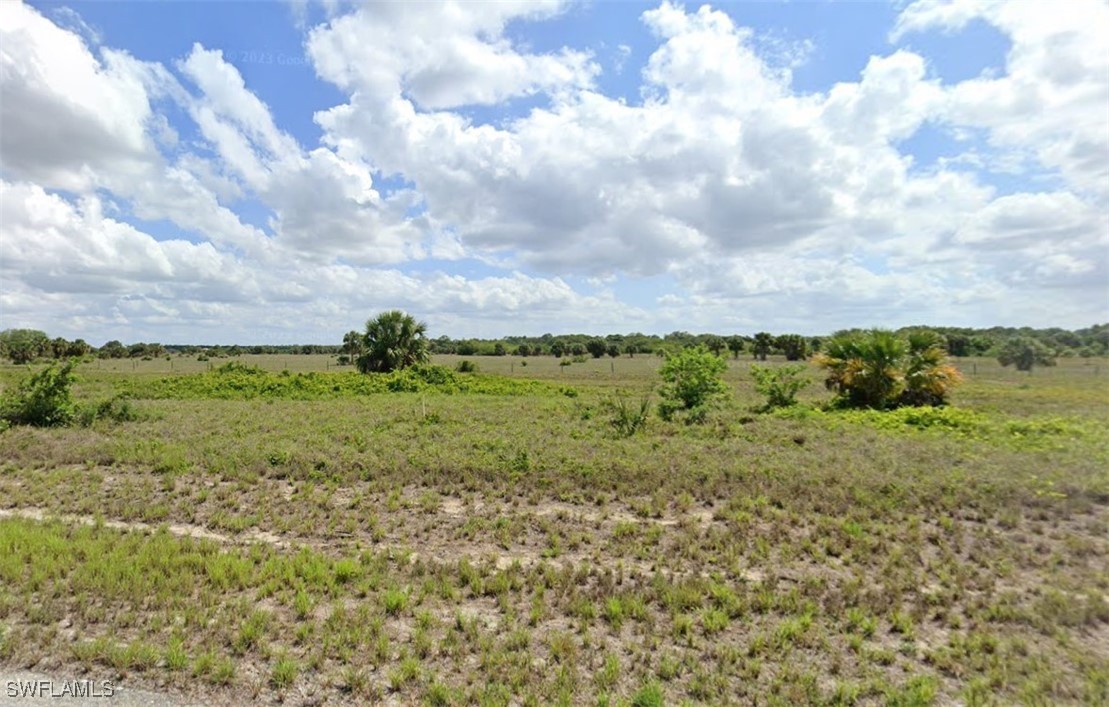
[1,356,1107,705]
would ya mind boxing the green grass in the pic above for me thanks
[0,354,1105,703]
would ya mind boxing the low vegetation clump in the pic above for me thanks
[0,360,139,429]
[657,346,728,422]
[749,364,809,410]
[122,361,566,400]
[815,329,962,409]
[0,360,78,427]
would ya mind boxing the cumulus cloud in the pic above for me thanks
[1,0,1106,341]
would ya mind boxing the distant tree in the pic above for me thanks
[586,339,607,358]
[0,329,50,364]
[775,334,809,361]
[624,343,636,358]
[997,337,1056,372]
[456,340,478,356]
[570,343,586,357]
[945,333,971,357]
[607,344,621,358]
[704,336,726,356]
[50,337,70,358]
[515,344,530,357]
[752,332,773,361]
[65,339,92,358]
[726,336,744,359]
[341,330,363,365]
[493,342,507,356]
[356,310,430,373]
[550,341,565,358]
[809,337,823,354]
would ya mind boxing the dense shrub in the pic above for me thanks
[1,360,78,427]
[657,346,728,422]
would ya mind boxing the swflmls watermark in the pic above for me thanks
[5,679,115,698]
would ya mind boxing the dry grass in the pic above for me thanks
[0,355,1106,705]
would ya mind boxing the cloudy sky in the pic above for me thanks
[1,0,1106,344]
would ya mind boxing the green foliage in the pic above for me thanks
[775,334,809,361]
[815,330,961,409]
[1,360,78,427]
[601,393,652,437]
[75,396,140,427]
[657,346,728,422]
[752,332,773,361]
[455,359,478,373]
[997,337,1056,372]
[750,364,809,409]
[356,310,430,373]
[587,339,607,358]
[123,361,567,400]
[0,328,50,364]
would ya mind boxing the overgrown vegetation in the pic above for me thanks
[0,360,139,429]
[121,361,567,400]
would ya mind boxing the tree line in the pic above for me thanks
[2,323,1106,366]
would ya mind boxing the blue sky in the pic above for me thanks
[1,0,1105,344]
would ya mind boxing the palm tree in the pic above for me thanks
[815,329,961,409]
[900,330,963,406]
[816,330,906,409]
[356,311,430,373]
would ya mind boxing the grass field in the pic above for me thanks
[0,354,1107,705]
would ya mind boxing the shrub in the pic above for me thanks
[602,393,652,437]
[750,364,809,409]
[657,346,728,422]
[455,359,478,373]
[1,360,78,427]
[997,337,1056,372]
[75,396,140,427]
[814,330,961,409]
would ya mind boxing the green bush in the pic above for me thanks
[750,364,809,409]
[601,393,652,437]
[455,359,478,373]
[657,346,728,423]
[1,360,78,427]
[75,397,140,427]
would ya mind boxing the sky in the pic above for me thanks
[0,0,1106,344]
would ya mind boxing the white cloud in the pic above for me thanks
[896,0,1109,198]
[1,0,1106,341]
